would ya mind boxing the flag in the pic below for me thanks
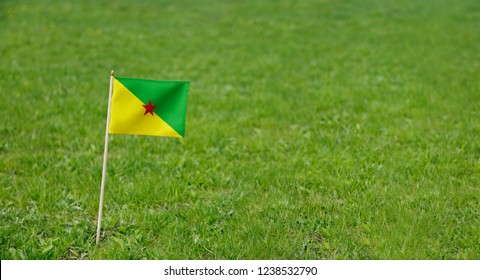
[108,77,189,138]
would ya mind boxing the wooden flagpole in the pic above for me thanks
[96,70,114,245]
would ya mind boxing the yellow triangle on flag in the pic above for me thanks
[108,78,182,138]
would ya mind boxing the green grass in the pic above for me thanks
[1,0,479,259]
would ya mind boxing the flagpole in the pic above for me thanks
[96,70,114,245]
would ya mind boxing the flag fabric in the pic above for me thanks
[109,77,189,138]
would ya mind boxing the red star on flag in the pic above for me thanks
[142,100,157,116]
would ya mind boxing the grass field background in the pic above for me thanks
[1,0,479,259]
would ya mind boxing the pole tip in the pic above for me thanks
[111,70,114,76]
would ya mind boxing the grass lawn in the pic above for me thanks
[0,0,479,259]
